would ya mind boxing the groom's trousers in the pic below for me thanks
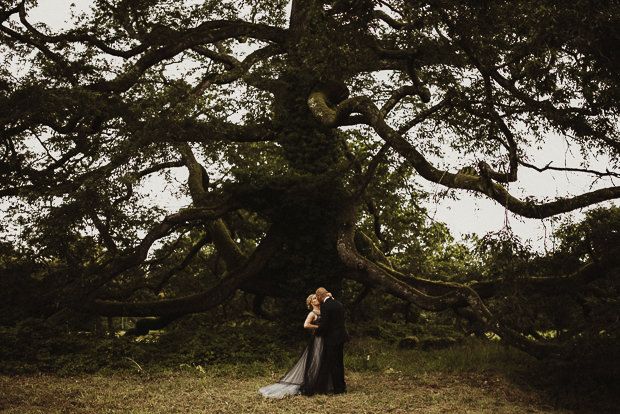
[321,343,346,394]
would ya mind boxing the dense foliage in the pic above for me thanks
[1,0,619,360]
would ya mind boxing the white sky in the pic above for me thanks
[8,1,618,253]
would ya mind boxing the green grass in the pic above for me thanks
[345,336,531,377]
[1,337,613,413]
[0,370,565,413]
[1,319,617,413]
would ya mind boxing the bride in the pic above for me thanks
[258,293,325,398]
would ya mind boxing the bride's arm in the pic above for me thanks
[303,312,319,331]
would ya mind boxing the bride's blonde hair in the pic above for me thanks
[306,294,316,310]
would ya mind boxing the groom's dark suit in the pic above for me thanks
[315,296,349,394]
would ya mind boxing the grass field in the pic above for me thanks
[1,332,615,413]
[1,370,570,413]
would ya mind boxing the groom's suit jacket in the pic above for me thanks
[315,297,350,346]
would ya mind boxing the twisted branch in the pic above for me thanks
[307,88,620,218]
[337,215,560,358]
[84,222,283,317]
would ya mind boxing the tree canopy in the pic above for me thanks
[1,0,619,358]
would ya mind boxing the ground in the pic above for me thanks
[0,371,576,413]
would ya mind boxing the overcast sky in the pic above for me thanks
[10,1,618,252]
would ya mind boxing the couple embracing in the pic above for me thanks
[259,287,350,398]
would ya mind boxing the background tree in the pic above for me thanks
[1,0,619,358]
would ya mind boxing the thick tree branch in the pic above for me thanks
[375,244,618,301]
[88,21,287,93]
[152,233,212,293]
[0,5,19,22]
[208,219,247,269]
[481,75,519,183]
[137,160,185,178]
[397,92,453,133]
[337,212,560,358]
[14,1,148,58]
[89,211,118,254]
[307,88,620,218]
[91,204,236,290]
[372,10,404,29]
[192,43,283,89]
[83,223,283,317]
[354,144,390,198]
[45,205,236,326]
[178,142,247,270]
[381,85,430,116]
[469,252,620,299]
[177,142,209,204]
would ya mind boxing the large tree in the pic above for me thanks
[1,0,619,357]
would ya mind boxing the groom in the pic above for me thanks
[314,287,350,394]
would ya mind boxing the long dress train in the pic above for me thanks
[259,312,325,398]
